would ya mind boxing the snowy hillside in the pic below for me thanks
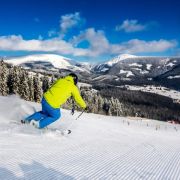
[92,55,180,90]
[93,54,137,73]
[5,54,89,73]
[93,54,180,76]
[5,54,71,68]
[0,95,180,179]
[124,85,180,103]
[107,54,137,66]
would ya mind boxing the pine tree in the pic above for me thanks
[33,74,42,102]
[19,70,30,101]
[28,76,34,101]
[11,66,21,95]
[50,74,56,86]
[114,98,123,116]
[42,75,50,93]
[7,66,14,94]
[97,95,104,113]
[0,60,8,96]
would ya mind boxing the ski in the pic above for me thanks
[46,128,72,135]
[21,119,72,135]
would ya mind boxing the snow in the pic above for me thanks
[92,75,118,81]
[140,70,149,74]
[100,67,109,72]
[166,62,175,67]
[146,64,152,70]
[132,67,141,71]
[78,82,92,88]
[119,70,134,77]
[129,63,143,67]
[125,85,180,102]
[5,54,72,68]
[4,54,87,72]
[0,95,180,179]
[107,54,137,66]
[131,68,149,74]
[167,75,180,79]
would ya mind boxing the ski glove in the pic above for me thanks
[84,107,88,111]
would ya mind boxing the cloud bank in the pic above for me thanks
[0,33,176,57]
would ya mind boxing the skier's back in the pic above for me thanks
[44,74,86,109]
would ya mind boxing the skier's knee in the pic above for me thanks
[53,110,61,120]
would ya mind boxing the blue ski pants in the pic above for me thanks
[25,97,61,128]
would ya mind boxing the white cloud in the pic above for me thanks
[0,34,177,58]
[116,19,147,33]
[110,39,177,54]
[59,12,84,37]
[72,28,110,56]
[0,35,87,56]
[72,28,177,56]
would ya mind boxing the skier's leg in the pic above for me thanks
[24,98,46,122]
[38,109,61,128]
[25,111,46,122]
[38,97,61,128]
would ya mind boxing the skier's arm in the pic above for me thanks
[71,86,86,109]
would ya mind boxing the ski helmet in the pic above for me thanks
[69,73,78,85]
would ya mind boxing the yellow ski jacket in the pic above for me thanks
[44,76,86,109]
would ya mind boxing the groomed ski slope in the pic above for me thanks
[0,95,180,180]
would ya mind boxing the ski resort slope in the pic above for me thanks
[0,95,180,180]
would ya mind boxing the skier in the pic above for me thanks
[23,73,87,129]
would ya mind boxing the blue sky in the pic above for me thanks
[0,0,179,62]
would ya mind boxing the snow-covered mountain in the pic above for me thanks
[0,95,180,179]
[93,54,138,73]
[92,54,180,89]
[93,54,180,75]
[107,54,137,66]
[5,54,90,73]
[3,53,180,89]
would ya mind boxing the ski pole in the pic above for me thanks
[64,110,85,134]
[75,109,85,120]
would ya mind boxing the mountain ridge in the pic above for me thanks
[4,53,180,89]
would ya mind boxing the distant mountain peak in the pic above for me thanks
[107,54,137,66]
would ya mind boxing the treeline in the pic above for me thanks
[0,60,123,116]
[95,85,180,121]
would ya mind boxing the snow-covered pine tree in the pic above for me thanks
[33,74,42,102]
[19,70,30,101]
[11,66,21,95]
[114,98,123,116]
[28,76,34,101]
[0,60,8,96]
[97,94,104,113]
[7,65,14,94]
[42,75,50,93]
[109,97,116,115]
[50,74,56,86]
